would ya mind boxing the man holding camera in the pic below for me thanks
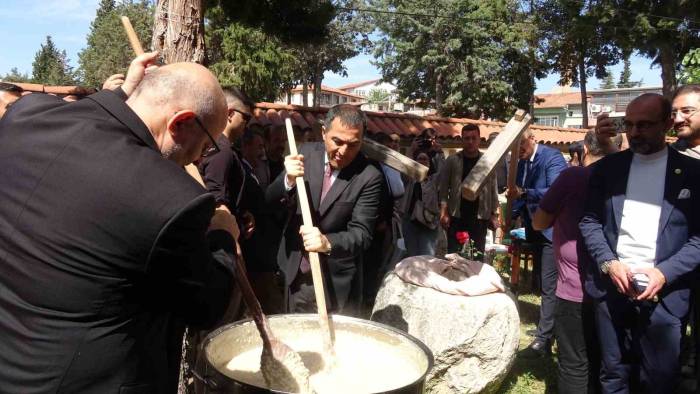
[581,93,700,392]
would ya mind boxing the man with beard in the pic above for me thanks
[580,93,700,393]
[670,85,700,159]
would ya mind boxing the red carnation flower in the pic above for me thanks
[456,231,470,245]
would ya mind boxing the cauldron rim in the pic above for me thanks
[202,313,434,394]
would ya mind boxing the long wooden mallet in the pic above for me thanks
[284,118,336,360]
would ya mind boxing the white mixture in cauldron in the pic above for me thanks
[223,329,424,393]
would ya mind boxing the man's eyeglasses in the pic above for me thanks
[622,120,664,132]
[671,107,699,119]
[233,109,253,123]
[193,116,221,153]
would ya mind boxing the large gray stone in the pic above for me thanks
[371,271,520,394]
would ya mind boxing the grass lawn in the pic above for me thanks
[497,292,558,394]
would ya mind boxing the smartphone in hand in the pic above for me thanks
[609,116,625,133]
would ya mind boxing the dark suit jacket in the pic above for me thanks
[265,142,383,310]
[197,135,246,214]
[0,91,235,393]
[514,144,567,240]
[579,148,700,319]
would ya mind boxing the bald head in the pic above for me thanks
[130,63,227,131]
[625,93,672,154]
[127,63,228,165]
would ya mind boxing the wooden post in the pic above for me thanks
[461,110,532,201]
[504,138,521,232]
[510,244,521,291]
[361,138,428,182]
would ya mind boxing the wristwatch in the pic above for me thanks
[600,260,616,274]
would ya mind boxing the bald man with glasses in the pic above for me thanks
[0,54,240,393]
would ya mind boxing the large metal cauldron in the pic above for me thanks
[197,314,433,394]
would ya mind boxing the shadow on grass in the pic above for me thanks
[516,296,541,326]
[497,353,558,394]
[497,287,559,393]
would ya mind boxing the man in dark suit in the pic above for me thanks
[266,104,383,313]
[507,129,567,357]
[580,93,700,393]
[0,53,237,393]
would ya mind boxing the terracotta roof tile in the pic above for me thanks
[336,79,382,91]
[252,102,588,145]
[7,83,588,147]
[290,84,365,100]
[534,92,585,109]
[11,82,95,95]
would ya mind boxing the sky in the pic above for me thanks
[1,0,662,93]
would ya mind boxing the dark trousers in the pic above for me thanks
[555,297,600,394]
[527,228,557,343]
[446,215,488,255]
[595,296,682,394]
[287,272,318,313]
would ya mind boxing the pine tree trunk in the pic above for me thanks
[152,0,206,64]
[659,46,677,98]
[313,72,322,109]
[435,72,444,115]
[578,58,589,129]
[302,83,309,107]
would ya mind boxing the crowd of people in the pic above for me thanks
[1,50,700,394]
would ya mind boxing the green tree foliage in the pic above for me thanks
[680,48,700,85]
[31,36,77,85]
[2,68,31,83]
[206,1,370,106]
[294,1,373,108]
[208,23,299,102]
[600,68,616,89]
[205,6,301,102]
[538,0,621,127]
[370,0,537,119]
[617,56,641,88]
[213,0,335,44]
[78,0,153,88]
[603,1,700,97]
[366,88,390,104]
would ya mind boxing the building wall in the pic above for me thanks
[286,91,360,107]
[588,86,662,124]
[533,108,568,128]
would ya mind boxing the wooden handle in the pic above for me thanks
[121,16,145,56]
[284,118,336,357]
[232,254,273,346]
[504,138,521,233]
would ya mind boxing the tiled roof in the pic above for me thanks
[336,79,382,91]
[252,102,588,145]
[534,92,585,109]
[10,82,96,96]
[290,85,365,100]
[5,83,588,146]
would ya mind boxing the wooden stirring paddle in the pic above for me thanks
[284,118,336,362]
[232,257,311,393]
